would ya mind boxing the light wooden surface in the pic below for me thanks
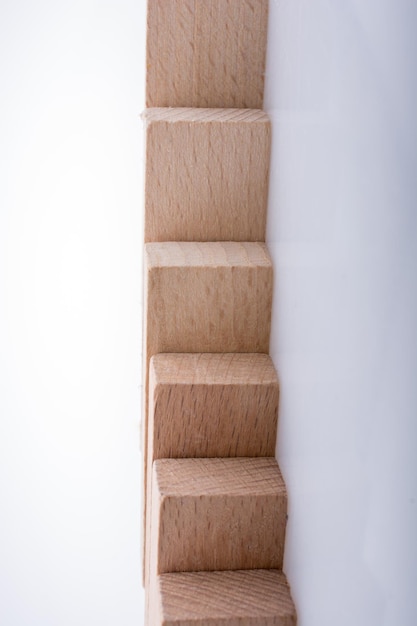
[156,569,297,626]
[145,353,279,586]
[144,241,272,356]
[142,4,297,626]
[150,457,287,576]
[149,353,279,459]
[143,108,270,242]
[146,0,269,109]
[143,241,273,492]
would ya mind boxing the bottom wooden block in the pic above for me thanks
[154,569,297,626]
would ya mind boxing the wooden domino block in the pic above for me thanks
[143,108,270,242]
[144,241,272,358]
[149,457,287,577]
[154,569,297,626]
[146,0,269,109]
[149,352,279,460]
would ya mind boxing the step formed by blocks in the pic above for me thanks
[154,569,297,626]
[144,352,279,584]
[143,4,297,626]
[143,241,273,490]
[143,108,270,242]
[149,457,287,577]
[146,0,269,109]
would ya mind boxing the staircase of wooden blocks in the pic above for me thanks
[142,1,296,624]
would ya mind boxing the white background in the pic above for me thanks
[1,1,416,626]
[1,1,146,624]
[265,1,417,625]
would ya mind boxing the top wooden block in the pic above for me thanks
[146,0,269,109]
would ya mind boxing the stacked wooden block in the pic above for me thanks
[142,1,296,624]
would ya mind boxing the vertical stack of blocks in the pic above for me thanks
[142,2,296,624]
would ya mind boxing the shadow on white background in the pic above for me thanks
[265,1,417,625]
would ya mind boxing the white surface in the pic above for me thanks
[0,1,146,624]
[265,2,417,625]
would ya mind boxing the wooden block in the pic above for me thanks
[144,353,279,586]
[146,0,269,109]
[149,353,279,459]
[154,569,297,626]
[150,457,287,577]
[144,241,272,358]
[143,108,270,243]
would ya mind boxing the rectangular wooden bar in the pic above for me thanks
[143,108,270,242]
[149,353,279,460]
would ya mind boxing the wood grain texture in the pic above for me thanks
[150,458,287,576]
[146,0,269,109]
[143,241,273,476]
[144,241,272,356]
[143,108,270,242]
[156,569,297,626]
[145,353,279,586]
[149,353,279,459]
[142,242,273,579]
